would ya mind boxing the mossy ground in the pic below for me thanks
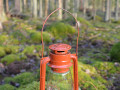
[0,18,120,89]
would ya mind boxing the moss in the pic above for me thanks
[94,61,120,76]
[22,45,35,56]
[79,57,120,77]
[77,17,92,27]
[10,30,28,43]
[18,81,39,90]
[0,47,6,57]
[92,21,113,29]
[36,24,42,30]
[110,42,120,62]
[0,34,9,44]
[4,72,37,86]
[47,22,75,39]
[78,62,97,74]
[77,62,107,90]
[1,54,26,65]
[95,16,103,21]
[34,45,42,52]
[0,84,16,90]
[30,31,52,44]
[4,45,20,54]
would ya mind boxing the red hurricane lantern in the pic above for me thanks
[40,8,79,90]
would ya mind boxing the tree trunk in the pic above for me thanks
[58,0,62,20]
[6,0,9,13]
[39,0,43,18]
[109,0,111,22]
[0,22,3,31]
[15,0,21,13]
[33,0,37,18]
[105,0,110,21]
[0,0,7,22]
[115,0,119,21]
[77,0,80,11]
[83,0,87,17]
[23,0,27,12]
[80,0,83,10]
[92,0,96,20]
[102,0,105,12]
[31,0,33,16]
[45,0,48,17]
[73,0,77,17]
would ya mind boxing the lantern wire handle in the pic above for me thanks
[41,8,79,58]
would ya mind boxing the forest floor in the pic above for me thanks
[0,17,120,90]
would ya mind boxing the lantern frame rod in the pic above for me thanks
[41,8,80,58]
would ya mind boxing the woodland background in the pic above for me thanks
[0,0,120,90]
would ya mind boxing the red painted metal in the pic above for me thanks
[49,43,71,51]
[48,46,72,73]
[40,57,50,90]
[40,8,79,90]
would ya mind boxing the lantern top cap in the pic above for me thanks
[49,43,71,51]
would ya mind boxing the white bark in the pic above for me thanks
[0,22,3,31]
[73,0,77,17]
[58,0,62,20]
[45,0,48,17]
[0,0,7,22]
[6,0,9,13]
[39,0,43,18]
[33,0,37,18]
[15,0,22,13]
[105,0,110,21]
[83,0,86,17]
[23,0,27,12]
[92,0,96,20]
[115,0,119,21]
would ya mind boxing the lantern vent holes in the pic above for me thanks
[57,51,65,53]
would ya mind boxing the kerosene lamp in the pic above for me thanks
[40,8,79,90]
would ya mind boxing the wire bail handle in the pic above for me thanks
[41,8,79,58]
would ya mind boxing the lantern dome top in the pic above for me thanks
[49,43,71,51]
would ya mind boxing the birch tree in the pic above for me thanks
[45,0,48,17]
[15,0,22,13]
[105,0,110,21]
[73,0,77,17]
[6,0,9,13]
[0,0,7,22]
[92,0,96,20]
[58,0,62,20]
[39,0,43,18]
[33,0,37,18]
[23,0,27,12]
[115,0,119,21]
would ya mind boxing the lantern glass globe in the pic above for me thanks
[46,69,73,90]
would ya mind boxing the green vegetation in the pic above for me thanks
[30,31,52,44]
[4,45,20,54]
[0,84,16,90]
[77,17,92,27]
[0,47,6,57]
[47,22,75,39]
[4,72,37,86]
[1,54,27,65]
[0,34,9,45]
[0,17,120,89]
[22,45,35,56]
[18,81,39,90]
[77,62,107,90]
[110,42,120,62]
